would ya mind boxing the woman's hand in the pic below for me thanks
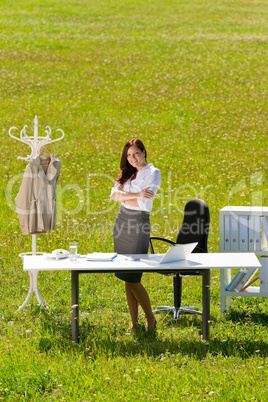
[115,182,124,191]
[139,187,154,199]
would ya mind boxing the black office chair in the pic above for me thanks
[149,199,210,320]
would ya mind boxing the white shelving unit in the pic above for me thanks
[220,206,268,313]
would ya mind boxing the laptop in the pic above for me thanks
[140,242,198,265]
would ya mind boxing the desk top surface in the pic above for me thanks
[23,252,261,272]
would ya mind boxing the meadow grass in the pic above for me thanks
[0,0,268,400]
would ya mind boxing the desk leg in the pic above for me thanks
[202,269,210,340]
[71,271,79,343]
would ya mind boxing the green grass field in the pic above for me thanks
[0,0,268,400]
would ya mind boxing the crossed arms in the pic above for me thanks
[110,184,154,208]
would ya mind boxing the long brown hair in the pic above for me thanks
[116,139,147,185]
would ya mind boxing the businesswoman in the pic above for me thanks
[110,139,161,330]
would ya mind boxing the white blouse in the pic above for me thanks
[110,163,161,212]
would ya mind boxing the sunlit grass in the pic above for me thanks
[0,0,268,400]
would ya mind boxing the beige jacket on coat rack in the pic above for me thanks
[15,154,61,235]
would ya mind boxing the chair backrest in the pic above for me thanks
[176,199,210,253]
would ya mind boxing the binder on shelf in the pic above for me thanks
[261,216,268,238]
[230,216,239,251]
[235,268,258,292]
[254,217,261,251]
[241,276,259,292]
[261,216,268,250]
[259,257,268,292]
[248,215,255,251]
[239,216,248,251]
[226,269,247,291]
[224,215,230,251]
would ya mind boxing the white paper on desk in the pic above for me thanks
[86,252,117,261]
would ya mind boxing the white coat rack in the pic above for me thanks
[9,115,64,310]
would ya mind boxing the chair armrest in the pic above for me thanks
[149,237,175,254]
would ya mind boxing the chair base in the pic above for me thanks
[154,305,202,320]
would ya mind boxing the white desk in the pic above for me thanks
[23,253,261,342]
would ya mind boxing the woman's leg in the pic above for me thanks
[125,282,156,329]
[125,283,139,328]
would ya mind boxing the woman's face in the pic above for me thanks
[126,145,146,170]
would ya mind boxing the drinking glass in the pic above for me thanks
[69,242,78,261]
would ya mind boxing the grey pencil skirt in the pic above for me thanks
[113,205,151,283]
